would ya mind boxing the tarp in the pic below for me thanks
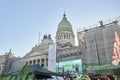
[30,64,61,79]
[30,64,58,75]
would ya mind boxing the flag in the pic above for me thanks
[61,66,64,76]
[18,64,30,76]
[17,64,35,80]
[112,32,120,65]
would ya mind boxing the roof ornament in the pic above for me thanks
[9,49,11,53]
[43,34,47,39]
[99,20,103,27]
[63,11,67,20]
[48,34,51,39]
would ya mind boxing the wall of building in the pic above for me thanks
[10,58,25,73]
[56,31,75,47]
[25,53,48,69]
[57,46,82,62]
[0,55,7,73]
[82,22,120,65]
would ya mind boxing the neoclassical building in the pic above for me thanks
[0,34,53,74]
[10,34,53,73]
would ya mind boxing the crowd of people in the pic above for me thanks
[64,73,119,80]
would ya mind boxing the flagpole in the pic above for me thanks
[38,32,40,46]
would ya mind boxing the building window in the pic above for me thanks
[66,35,68,39]
[33,60,36,64]
[41,64,44,67]
[37,59,40,64]
[41,58,44,62]
[60,35,63,39]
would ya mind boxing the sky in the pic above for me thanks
[0,0,120,57]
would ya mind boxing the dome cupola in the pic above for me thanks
[57,12,73,33]
[56,12,75,48]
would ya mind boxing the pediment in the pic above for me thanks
[24,51,43,58]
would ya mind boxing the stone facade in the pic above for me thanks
[10,58,25,73]
[0,50,18,74]
[0,55,7,74]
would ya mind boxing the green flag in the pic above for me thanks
[20,75,27,80]
[17,64,36,80]
[11,76,17,80]
[76,76,81,80]
[61,66,64,76]
[18,64,31,77]
[6,76,12,80]
[17,64,32,80]
[27,75,34,80]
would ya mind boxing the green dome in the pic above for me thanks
[57,13,73,32]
